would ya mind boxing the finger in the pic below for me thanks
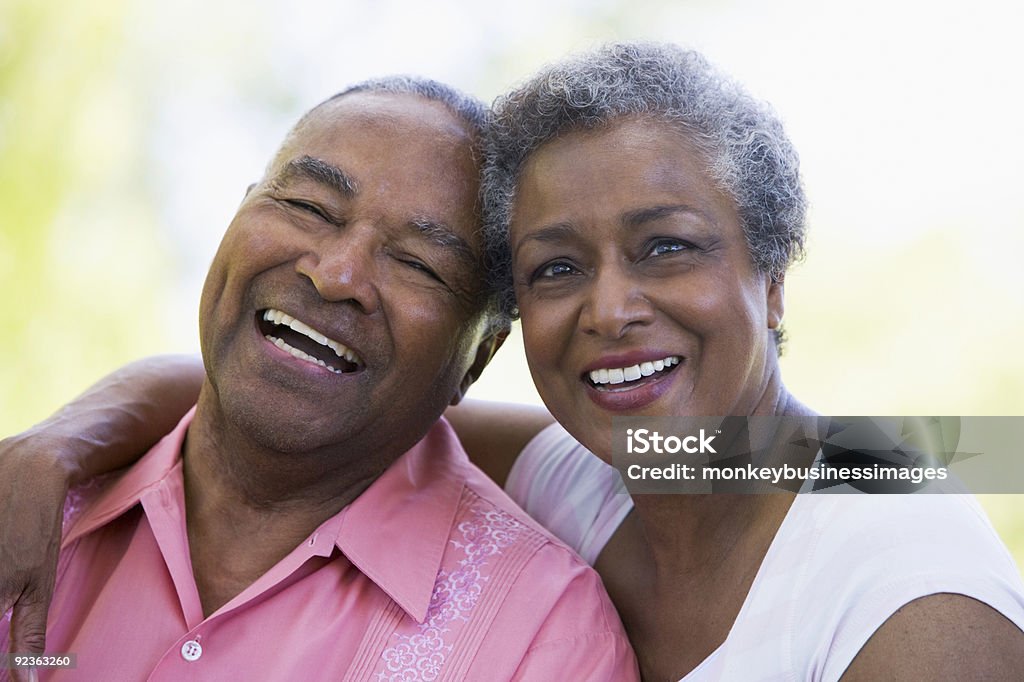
[9,590,49,657]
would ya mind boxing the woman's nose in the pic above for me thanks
[578,266,654,339]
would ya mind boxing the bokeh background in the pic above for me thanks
[2,0,1022,567]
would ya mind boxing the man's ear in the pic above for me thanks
[450,330,508,406]
[767,274,785,330]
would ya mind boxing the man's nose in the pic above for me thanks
[294,230,381,314]
[578,266,654,339]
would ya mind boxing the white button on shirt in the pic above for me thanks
[181,640,203,661]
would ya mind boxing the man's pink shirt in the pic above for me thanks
[1,410,637,680]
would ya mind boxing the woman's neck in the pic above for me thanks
[613,492,797,680]
[604,377,816,680]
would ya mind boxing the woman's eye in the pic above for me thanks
[535,261,578,280]
[647,239,689,257]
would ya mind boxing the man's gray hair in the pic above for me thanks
[482,42,807,330]
[327,75,488,136]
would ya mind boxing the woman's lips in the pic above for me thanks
[581,356,683,411]
[584,355,681,386]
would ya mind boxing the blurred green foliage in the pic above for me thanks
[1,0,169,432]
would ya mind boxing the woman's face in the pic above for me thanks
[510,117,784,458]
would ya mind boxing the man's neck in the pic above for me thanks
[180,385,401,616]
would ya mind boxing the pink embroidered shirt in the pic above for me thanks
[0,410,637,681]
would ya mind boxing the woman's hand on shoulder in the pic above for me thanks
[0,353,204,659]
[842,593,1024,680]
[0,422,78,658]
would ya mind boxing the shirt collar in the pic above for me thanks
[332,417,467,623]
[62,406,197,547]
[62,407,468,624]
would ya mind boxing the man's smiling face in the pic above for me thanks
[198,91,497,459]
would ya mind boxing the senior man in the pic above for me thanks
[0,79,636,681]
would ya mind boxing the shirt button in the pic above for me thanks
[181,640,203,662]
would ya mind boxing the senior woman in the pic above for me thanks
[4,43,1024,680]
[481,44,1024,679]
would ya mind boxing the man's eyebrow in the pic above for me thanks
[273,155,357,197]
[407,218,480,271]
[621,204,708,228]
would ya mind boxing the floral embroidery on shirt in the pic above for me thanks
[376,507,526,681]
[63,476,109,533]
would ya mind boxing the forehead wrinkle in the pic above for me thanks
[621,204,709,229]
[274,155,358,196]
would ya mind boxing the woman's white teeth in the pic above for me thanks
[589,356,680,386]
[265,335,344,373]
[262,309,361,366]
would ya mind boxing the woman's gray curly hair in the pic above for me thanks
[482,42,807,340]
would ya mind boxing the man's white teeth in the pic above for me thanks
[265,335,344,374]
[262,309,361,365]
[589,356,680,386]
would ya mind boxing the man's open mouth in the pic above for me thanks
[257,309,363,374]
[585,356,681,390]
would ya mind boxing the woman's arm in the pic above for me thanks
[841,593,1024,679]
[444,399,554,488]
[18,354,204,482]
[0,354,203,659]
